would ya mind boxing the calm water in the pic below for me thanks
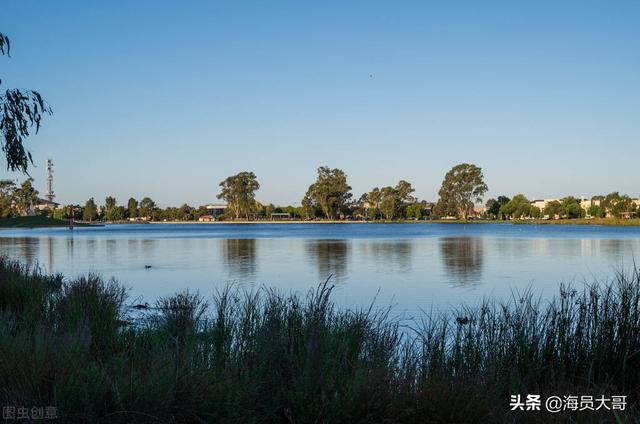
[1,223,640,314]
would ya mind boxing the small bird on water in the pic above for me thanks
[144,265,152,269]
[132,302,150,310]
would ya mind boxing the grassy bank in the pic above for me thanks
[1,258,639,422]
[0,216,99,228]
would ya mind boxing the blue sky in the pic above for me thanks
[2,1,639,206]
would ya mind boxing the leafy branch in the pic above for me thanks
[0,32,52,173]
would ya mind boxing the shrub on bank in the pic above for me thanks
[1,257,639,423]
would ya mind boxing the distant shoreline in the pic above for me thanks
[4,217,639,229]
[0,216,102,229]
[142,218,640,227]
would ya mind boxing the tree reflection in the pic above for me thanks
[305,240,349,283]
[223,238,257,280]
[0,237,38,268]
[439,237,484,286]
[365,240,413,273]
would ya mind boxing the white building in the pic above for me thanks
[530,199,558,210]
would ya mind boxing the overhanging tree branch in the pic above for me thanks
[0,32,52,173]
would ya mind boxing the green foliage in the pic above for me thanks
[485,195,510,219]
[262,202,276,218]
[58,205,78,220]
[56,275,126,357]
[158,203,196,221]
[194,205,209,219]
[587,204,605,218]
[156,291,208,342]
[138,197,156,219]
[395,180,416,204]
[530,206,541,219]
[83,198,97,222]
[544,200,563,218]
[362,181,416,220]
[217,171,260,220]
[378,181,416,220]
[561,196,585,219]
[300,195,318,219]
[499,194,532,219]
[13,177,38,214]
[177,203,194,220]
[0,179,16,218]
[602,192,637,218]
[366,187,382,219]
[103,196,123,221]
[437,163,488,219]
[303,166,352,219]
[0,32,52,173]
[282,205,300,219]
[405,203,423,219]
[127,197,138,218]
[52,208,66,220]
[104,196,115,210]
[379,186,398,219]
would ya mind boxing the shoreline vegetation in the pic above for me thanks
[0,216,100,228]
[145,218,640,227]
[3,216,640,229]
[2,164,639,229]
[1,257,639,422]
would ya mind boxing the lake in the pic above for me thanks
[1,222,640,315]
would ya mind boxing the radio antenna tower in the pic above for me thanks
[46,159,55,203]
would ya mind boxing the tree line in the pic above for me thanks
[2,163,637,222]
[74,163,486,222]
[485,192,639,220]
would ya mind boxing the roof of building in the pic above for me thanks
[36,197,59,206]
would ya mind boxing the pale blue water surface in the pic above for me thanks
[1,223,639,315]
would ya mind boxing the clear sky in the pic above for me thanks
[1,1,639,207]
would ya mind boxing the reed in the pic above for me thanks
[1,257,639,423]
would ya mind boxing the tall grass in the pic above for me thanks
[1,257,639,423]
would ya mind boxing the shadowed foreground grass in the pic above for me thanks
[1,257,640,423]
[0,216,98,228]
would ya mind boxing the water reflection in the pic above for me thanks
[0,223,639,313]
[85,238,96,262]
[0,237,39,268]
[305,240,349,283]
[362,240,413,273]
[494,237,634,264]
[495,238,534,260]
[65,236,74,260]
[598,239,626,259]
[439,237,484,286]
[223,238,257,280]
